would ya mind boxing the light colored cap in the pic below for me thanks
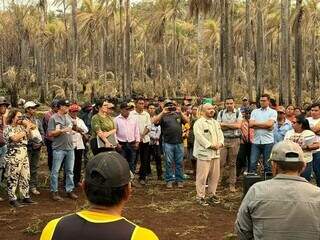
[24,101,39,109]
[276,106,286,113]
[269,140,304,163]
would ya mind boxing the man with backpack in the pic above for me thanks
[217,97,242,192]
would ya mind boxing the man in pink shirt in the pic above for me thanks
[115,102,140,172]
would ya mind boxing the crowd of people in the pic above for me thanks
[0,93,319,239]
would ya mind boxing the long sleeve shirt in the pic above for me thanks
[70,116,89,150]
[193,117,224,160]
[235,174,320,240]
[115,115,140,143]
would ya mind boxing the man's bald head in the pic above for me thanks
[202,103,215,118]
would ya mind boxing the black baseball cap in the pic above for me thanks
[85,152,130,188]
[120,102,130,109]
[57,99,70,107]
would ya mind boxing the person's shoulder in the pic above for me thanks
[133,226,159,240]
[40,218,62,240]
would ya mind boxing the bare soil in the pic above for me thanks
[0,161,240,240]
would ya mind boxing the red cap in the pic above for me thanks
[69,104,80,112]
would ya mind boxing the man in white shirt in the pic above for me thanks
[68,104,89,186]
[130,97,151,185]
[307,102,320,186]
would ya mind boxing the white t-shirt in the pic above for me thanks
[307,117,320,152]
[284,129,316,163]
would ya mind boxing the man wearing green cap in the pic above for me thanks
[40,152,159,240]
[235,140,320,239]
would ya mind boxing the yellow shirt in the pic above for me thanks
[40,210,159,240]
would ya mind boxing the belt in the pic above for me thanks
[224,136,241,139]
[118,141,135,145]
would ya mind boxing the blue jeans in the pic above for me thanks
[163,143,184,182]
[249,143,273,173]
[50,149,75,193]
[312,151,320,186]
[301,162,312,181]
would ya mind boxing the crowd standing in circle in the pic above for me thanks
[0,94,318,239]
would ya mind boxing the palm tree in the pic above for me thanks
[280,0,290,105]
[294,0,303,106]
[71,0,78,100]
[189,0,212,94]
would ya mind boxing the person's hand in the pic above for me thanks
[133,142,139,150]
[162,107,170,114]
[61,127,72,133]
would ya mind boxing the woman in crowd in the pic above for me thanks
[285,105,295,123]
[284,115,319,181]
[90,99,116,155]
[4,109,36,207]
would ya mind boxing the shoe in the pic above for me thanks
[206,195,220,205]
[131,180,142,188]
[229,186,237,193]
[21,198,37,205]
[9,200,23,208]
[0,197,4,202]
[67,192,78,200]
[177,182,184,188]
[196,198,209,206]
[139,180,146,186]
[166,182,173,189]
[31,188,40,195]
[51,192,64,201]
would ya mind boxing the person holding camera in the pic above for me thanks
[153,99,189,188]
[24,101,44,196]
[4,109,36,207]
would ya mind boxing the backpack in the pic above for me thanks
[219,109,240,120]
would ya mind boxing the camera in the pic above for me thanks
[167,106,176,112]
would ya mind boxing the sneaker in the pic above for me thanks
[67,192,78,200]
[31,188,40,195]
[21,198,37,205]
[139,180,146,186]
[166,181,173,189]
[0,197,4,202]
[51,192,64,201]
[131,179,142,188]
[177,182,184,188]
[196,198,209,206]
[206,195,220,205]
[9,200,23,208]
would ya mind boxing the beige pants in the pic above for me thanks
[220,138,240,187]
[196,158,220,199]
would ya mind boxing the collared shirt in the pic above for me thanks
[193,117,224,160]
[284,129,316,163]
[69,116,88,150]
[43,110,55,141]
[250,107,277,144]
[240,120,254,144]
[235,174,320,240]
[114,115,140,143]
[217,108,242,138]
[149,123,161,145]
[273,119,292,143]
[307,117,320,152]
[130,110,151,143]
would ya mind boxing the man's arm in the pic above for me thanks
[235,188,255,240]
[249,119,274,129]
